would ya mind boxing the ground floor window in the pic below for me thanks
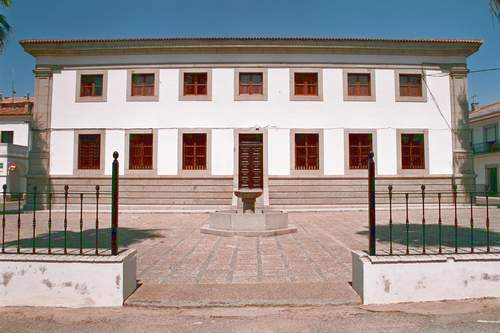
[295,133,319,170]
[401,133,425,169]
[182,133,207,170]
[78,134,101,170]
[0,131,13,144]
[349,133,372,169]
[129,134,153,170]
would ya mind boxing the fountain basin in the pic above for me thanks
[201,209,297,237]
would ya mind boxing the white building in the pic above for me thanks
[470,101,499,196]
[21,37,480,209]
[0,96,32,193]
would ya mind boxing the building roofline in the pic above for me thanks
[470,101,500,123]
[19,36,483,57]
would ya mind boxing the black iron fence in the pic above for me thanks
[367,154,498,256]
[0,152,120,256]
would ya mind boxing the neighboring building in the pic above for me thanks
[470,101,500,196]
[0,96,32,193]
[20,37,480,209]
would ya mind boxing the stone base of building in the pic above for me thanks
[352,250,500,305]
[26,175,473,211]
[0,249,137,307]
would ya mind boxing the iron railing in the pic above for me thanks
[0,152,120,256]
[367,153,498,256]
[471,140,500,154]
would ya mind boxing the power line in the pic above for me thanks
[426,68,500,77]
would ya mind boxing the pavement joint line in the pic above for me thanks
[317,215,355,254]
[291,224,327,282]
[275,235,293,283]
[195,236,223,283]
[226,237,239,283]
[159,235,204,284]
[256,237,263,283]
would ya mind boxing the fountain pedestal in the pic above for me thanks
[200,189,297,237]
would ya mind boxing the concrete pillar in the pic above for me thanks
[27,67,54,196]
[449,65,474,190]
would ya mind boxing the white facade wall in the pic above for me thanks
[0,122,30,147]
[47,54,455,177]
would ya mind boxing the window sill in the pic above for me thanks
[126,95,159,102]
[125,169,157,176]
[75,96,107,103]
[234,94,268,101]
[179,95,212,101]
[290,95,323,102]
[395,96,428,103]
[344,95,376,102]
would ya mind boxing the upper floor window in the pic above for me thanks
[1,131,13,144]
[80,74,103,97]
[131,73,155,96]
[401,133,425,170]
[294,73,318,96]
[295,133,319,170]
[484,125,497,144]
[399,74,423,97]
[182,133,207,170]
[239,73,263,95]
[183,72,208,96]
[78,134,101,170]
[349,133,372,169]
[347,73,371,96]
[129,134,153,170]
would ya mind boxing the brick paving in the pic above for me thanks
[1,206,499,304]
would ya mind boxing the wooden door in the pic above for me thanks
[238,134,263,189]
[488,167,498,195]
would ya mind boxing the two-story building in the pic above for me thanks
[470,101,499,196]
[20,37,480,209]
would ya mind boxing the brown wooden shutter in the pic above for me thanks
[401,133,425,169]
[182,133,207,170]
[78,134,101,169]
[349,134,372,169]
[129,134,153,170]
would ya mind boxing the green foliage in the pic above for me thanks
[0,0,11,51]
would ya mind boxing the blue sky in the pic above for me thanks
[0,0,499,105]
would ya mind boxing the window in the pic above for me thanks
[348,73,371,96]
[80,74,103,97]
[131,73,155,96]
[129,134,153,170]
[0,131,13,144]
[182,134,207,170]
[401,133,425,169]
[239,73,263,95]
[349,134,373,169]
[485,125,497,143]
[294,73,318,96]
[183,73,208,96]
[295,133,319,170]
[399,74,422,97]
[78,134,101,170]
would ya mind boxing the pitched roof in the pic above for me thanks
[0,97,33,118]
[20,37,482,57]
[470,101,500,123]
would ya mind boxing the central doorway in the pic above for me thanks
[238,133,263,189]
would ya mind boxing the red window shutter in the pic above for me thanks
[349,134,372,169]
[80,75,103,97]
[295,134,319,170]
[401,134,425,169]
[78,134,101,169]
[239,73,264,95]
[347,74,371,96]
[183,134,207,170]
[131,73,155,96]
[184,73,208,96]
[294,73,318,96]
[129,134,153,170]
[400,74,423,97]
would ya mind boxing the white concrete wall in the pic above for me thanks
[50,130,74,175]
[352,251,500,305]
[212,129,234,175]
[0,249,137,307]
[105,130,125,175]
[47,53,455,177]
[0,122,30,147]
[157,129,178,175]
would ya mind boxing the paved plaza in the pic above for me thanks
[1,206,499,306]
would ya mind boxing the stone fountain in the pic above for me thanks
[200,189,297,237]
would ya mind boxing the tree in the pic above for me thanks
[0,0,12,51]
[491,0,500,22]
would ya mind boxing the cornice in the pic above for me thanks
[20,37,483,58]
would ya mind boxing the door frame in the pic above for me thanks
[485,164,499,195]
[233,127,269,207]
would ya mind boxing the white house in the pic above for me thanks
[0,96,32,194]
[470,101,499,196]
[20,37,480,209]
